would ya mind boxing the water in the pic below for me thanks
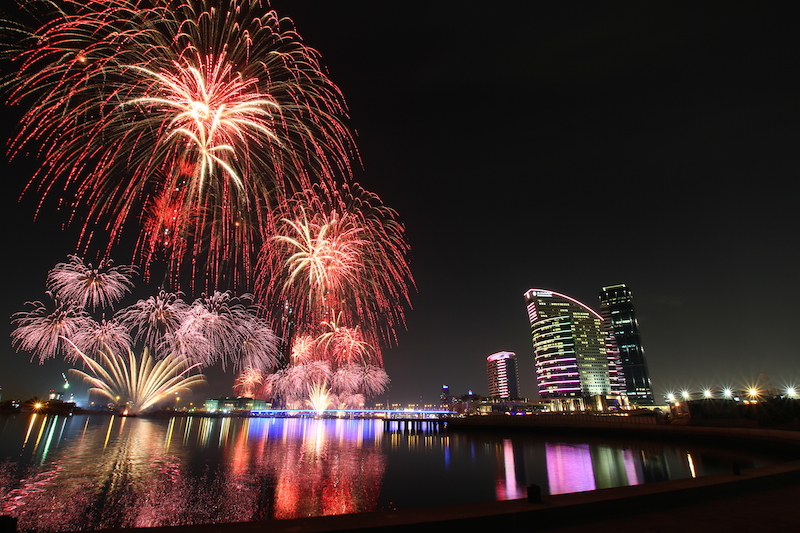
[0,413,791,531]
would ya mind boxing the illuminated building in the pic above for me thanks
[524,288,626,411]
[487,351,520,399]
[599,284,654,405]
[440,384,452,408]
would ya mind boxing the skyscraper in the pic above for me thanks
[524,288,621,411]
[487,351,519,399]
[599,284,654,405]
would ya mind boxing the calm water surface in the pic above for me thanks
[0,413,790,531]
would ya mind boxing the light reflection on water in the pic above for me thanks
[0,414,789,532]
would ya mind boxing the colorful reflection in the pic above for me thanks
[0,414,784,532]
[0,415,385,531]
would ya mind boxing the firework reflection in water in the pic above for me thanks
[0,416,386,530]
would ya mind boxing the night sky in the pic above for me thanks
[2,2,799,405]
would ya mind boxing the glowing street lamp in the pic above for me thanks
[703,389,712,399]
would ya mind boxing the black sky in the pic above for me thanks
[2,2,799,404]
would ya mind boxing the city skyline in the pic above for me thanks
[2,2,799,404]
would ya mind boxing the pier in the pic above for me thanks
[382,417,447,432]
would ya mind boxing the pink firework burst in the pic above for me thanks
[331,364,389,399]
[46,255,135,310]
[11,293,92,363]
[238,317,280,374]
[289,334,317,364]
[71,318,132,362]
[115,290,189,358]
[180,291,254,368]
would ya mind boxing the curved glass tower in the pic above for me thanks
[524,289,614,411]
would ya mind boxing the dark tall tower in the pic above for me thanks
[599,284,654,405]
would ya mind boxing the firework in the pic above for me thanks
[115,290,189,358]
[331,363,389,399]
[307,382,332,416]
[4,0,356,290]
[46,255,135,310]
[68,344,206,415]
[10,294,92,363]
[331,364,389,397]
[234,367,264,398]
[358,365,390,397]
[273,210,366,313]
[316,318,376,366]
[271,360,332,404]
[238,317,280,374]
[289,334,317,364]
[71,317,132,361]
[258,183,413,349]
[180,291,256,369]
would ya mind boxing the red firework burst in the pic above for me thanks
[4,0,356,290]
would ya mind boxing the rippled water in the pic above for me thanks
[0,413,790,531]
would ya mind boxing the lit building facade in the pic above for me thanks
[487,351,520,399]
[599,284,654,405]
[524,289,624,411]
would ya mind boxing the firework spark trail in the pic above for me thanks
[3,0,356,290]
[67,343,206,414]
[46,255,135,310]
